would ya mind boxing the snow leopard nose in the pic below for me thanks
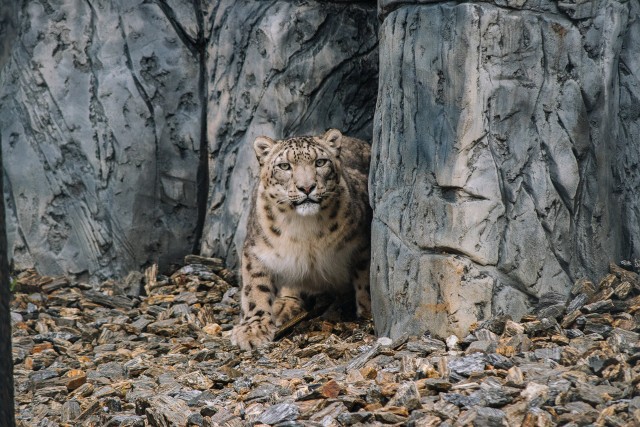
[297,184,316,195]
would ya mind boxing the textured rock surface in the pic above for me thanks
[0,1,205,280]
[371,1,640,339]
[1,1,378,279]
[199,0,378,268]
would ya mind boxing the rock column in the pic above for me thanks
[0,1,205,280]
[371,0,640,339]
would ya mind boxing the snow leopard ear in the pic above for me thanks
[322,129,342,157]
[254,136,276,165]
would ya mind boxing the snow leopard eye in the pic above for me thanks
[277,163,291,171]
[315,159,328,167]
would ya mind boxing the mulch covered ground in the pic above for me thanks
[10,256,640,426]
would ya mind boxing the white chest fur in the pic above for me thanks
[258,215,355,292]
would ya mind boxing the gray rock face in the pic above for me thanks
[199,1,378,268]
[0,1,205,280]
[1,1,377,279]
[371,1,640,339]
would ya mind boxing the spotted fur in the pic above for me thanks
[231,129,372,350]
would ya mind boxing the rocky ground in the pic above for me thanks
[10,256,640,426]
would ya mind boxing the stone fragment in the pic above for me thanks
[582,320,612,337]
[556,401,598,424]
[320,379,341,399]
[582,300,615,314]
[410,413,443,426]
[125,317,153,335]
[24,350,58,371]
[522,408,553,427]
[608,328,640,354]
[96,362,126,381]
[477,316,511,335]
[374,409,408,424]
[386,381,422,411]
[337,411,372,424]
[571,279,598,297]
[465,340,497,354]
[458,406,508,427]
[32,331,80,344]
[346,343,381,371]
[432,399,460,419]
[448,353,486,377]
[176,372,212,391]
[503,321,525,337]
[535,292,567,319]
[65,370,87,391]
[145,395,192,427]
[41,277,70,293]
[416,378,452,393]
[256,403,300,425]
[84,291,135,310]
[309,401,348,424]
[520,383,549,408]
[503,402,530,426]
[479,380,517,407]
[614,281,633,299]
[202,324,222,336]
[561,310,582,329]
[206,408,242,426]
[566,294,589,313]
[105,415,145,427]
[609,263,640,288]
[75,400,103,422]
[534,347,562,362]
[474,329,499,342]
[405,338,446,355]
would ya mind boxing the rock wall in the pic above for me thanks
[370,0,640,339]
[0,1,378,279]
[199,1,378,268]
[0,1,205,281]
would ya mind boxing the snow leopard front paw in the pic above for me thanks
[231,316,275,350]
[273,295,305,327]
